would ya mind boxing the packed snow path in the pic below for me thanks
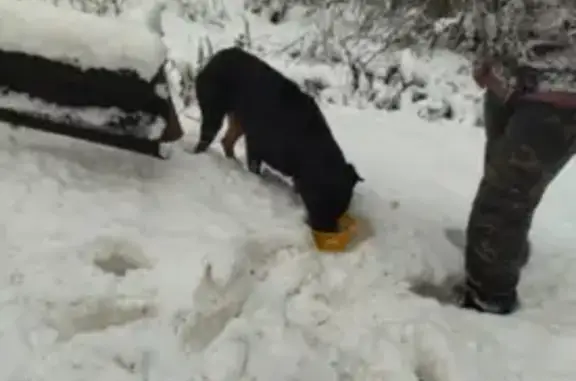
[0,106,575,381]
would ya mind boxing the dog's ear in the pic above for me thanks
[348,164,364,183]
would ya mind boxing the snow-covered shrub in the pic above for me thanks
[235,0,474,122]
[26,0,480,124]
[244,0,289,24]
[20,0,233,22]
[25,0,127,15]
[174,0,229,23]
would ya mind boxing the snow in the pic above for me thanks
[0,91,166,139]
[2,104,576,380]
[1,2,576,381]
[0,0,166,80]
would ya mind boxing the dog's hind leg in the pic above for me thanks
[247,155,262,174]
[221,113,244,159]
[248,159,262,174]
[245,138,262,174]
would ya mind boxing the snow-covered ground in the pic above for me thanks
[1,2,576,381]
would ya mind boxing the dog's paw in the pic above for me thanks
[248,160,262,174]
[193,144,208,154]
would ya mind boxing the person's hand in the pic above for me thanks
[472,61,490,88]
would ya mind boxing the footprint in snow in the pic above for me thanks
[83,235,153,276]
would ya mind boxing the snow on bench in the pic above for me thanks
[0,0,166,80]
[0,0,183,146]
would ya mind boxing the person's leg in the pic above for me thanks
[464,100,576,314]
[482,90,532,266]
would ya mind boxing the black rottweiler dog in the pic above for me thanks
[193,47,363,247]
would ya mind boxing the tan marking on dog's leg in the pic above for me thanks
[221,113,244,158]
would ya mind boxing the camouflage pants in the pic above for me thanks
[465,90,576,310]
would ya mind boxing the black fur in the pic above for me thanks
[194,47,363,232]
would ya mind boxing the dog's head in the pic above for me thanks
[331,163,363,215]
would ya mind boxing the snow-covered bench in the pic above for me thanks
[0,0,183,158]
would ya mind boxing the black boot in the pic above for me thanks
[460,288,519,315]
[464,241,528,315]
[454,276,520,315]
